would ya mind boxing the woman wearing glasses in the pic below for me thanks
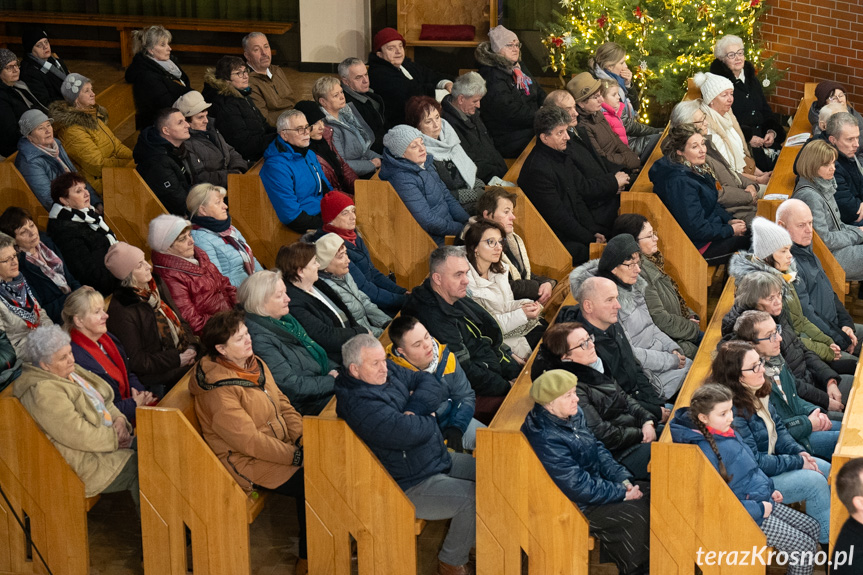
[475,25,546,158]
[0,232,53,354]
[531,321,658,480]
[709,35,786,172]
[202,55,276,163]
[808,81,863,138]
[710,339,833,548]
[0,49,48,158]
[463,219,545,360]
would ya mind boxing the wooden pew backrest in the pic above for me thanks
[830,361,863,547]
[0,161,50,229]
[503,137,535,182]
[511,187,572,282]
[101,167,167,256]
[94,81,136,133]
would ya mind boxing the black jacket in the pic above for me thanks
[440,95,508,182]
[709,59,786,145]
[133,126,196,216]
[124,52,192,130]
[833,148,863,225]
[565,127,622,231]
[18,233,81,324]
[401,278,520,397]
[558,305,664,419]
[367,53,449,129]
[19,53,70,105]
[46,218,117,296]
[284,280,367,363]
[531,345,654,457]
[184,118,249,188]
[0,81,46,157]
[342,83,386,154]
[201,71,276,163]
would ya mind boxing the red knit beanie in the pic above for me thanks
[320,191,355,224]
[373,28,406,53]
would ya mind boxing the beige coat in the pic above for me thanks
[248,66,296,128]
[0,296,53,355]
[13,364,133,497]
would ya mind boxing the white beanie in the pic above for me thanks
[148,214,192,253]
[751,216,791,260]
[316,232,345,269]
[383,125,423,158]
[694,72,734,106]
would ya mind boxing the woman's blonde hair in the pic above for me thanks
[600,79,618,97]
[61,286,104,331]
[588,42,626,72]
[132,25,172,55]
[237,270,284,316]
[796,139,838,181]
[312,76,341,105]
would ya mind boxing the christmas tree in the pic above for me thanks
[540,0,783,124]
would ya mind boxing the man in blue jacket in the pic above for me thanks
[260,109,332,232]
[335,334,476,575]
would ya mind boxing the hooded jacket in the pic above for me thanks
[401,277,520,397]
[16,136,100,210]
[731,402,806,477]
[649,156,734,249]
[474,42,546,158]
[387,340,476,434]
[124,52,191,130]
[639,256,701,359]
[670,407,773,525]
[335,359,449,491]
[531,346,654,457]
[367,52,449,129]
[13,363,133,498]
[319,271,392,338]
[378,149,469,245]
[709,59,786,145]
[151,246,237,335]
[19,53,70,105]
[17,233,81,324]
[189,356,303,492]
[184,117,248,188]
[48,101,133,194]
[201,69,276,163]
[440,94,507,182]
[341,83,386,154]
[521,403,631,511]
[260,135,332,227]
[0,80,46,157]
[247,65,296,127]
[577,109,640,171]
[132,125,196,216]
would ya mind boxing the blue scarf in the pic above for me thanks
[191,213,232,233]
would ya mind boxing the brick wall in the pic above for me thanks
[760,0,863,116]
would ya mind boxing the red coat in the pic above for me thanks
[151,247,237,334]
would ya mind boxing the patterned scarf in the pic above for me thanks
[191,215,255,277]
[0,274,39,327]
[34,141,71,173]
[69,372,112,426]
[644,251,691,318]
[69,329,131,400]
[25,242,70,294]
[264,314,330,374]
[512,65,532,95]
[134,278,186,350]
[682,158,718,180]
[49,204,117,245]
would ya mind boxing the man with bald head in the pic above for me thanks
[777,199,863,356]
[557,276,668,422]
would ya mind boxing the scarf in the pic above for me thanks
[512,65,532,96]
[134,278,186,350]
[26,53,67,83]
[322,223,357,244]
[191,215,255,277]
[706,425,735,438]
[0,274,39,328]
[502,233,531,281]
[69,372,112,426]
[421,341,442,374]
[48,204,117,245]
[329,106,373,150]
[69,329,131,400]
[309,135,344,184]
[149,55,184,82]
[703,104,748,173]
[644,251,691,318]
[682,158,718,180]
[34,141,72,173]
[215,355,261,384]
[599,66,637,119]
[11,81,48,113]
[806,177,842,229]
[598,269,632,291]
[264,314,330,374]
[420,120,477,185]
[24,242,70,294]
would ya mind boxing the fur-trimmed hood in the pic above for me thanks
[727,251,798,300]
[203,68,245,99]
[48,101,109,131]
[568,259,648,316]
[475,41,518,73]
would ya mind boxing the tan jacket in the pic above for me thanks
[13,364,133,497]
[190,355,303,491]
[248,66,296,127]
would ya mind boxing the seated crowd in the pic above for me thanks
[3,20,863,575]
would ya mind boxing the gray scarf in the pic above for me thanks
[326,105,373,150]
[148,55,184,82]
[26,54,67,83]
[420,119,477,185]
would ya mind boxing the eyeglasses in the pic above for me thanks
[637,231,658,241]
[0,255,17,266]
[282,125,311,135]
[568,333,595,352]
[481,238,503,248]
[741,357,766,373]
[619,259,641,269]
[753,325,782,343]
[828,92,847,103]
[504,42,522,49]
[589,91,604,101]
[231,69,250,77]
[724,49,745,60]
[3,63,19,71]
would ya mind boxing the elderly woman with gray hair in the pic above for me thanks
[12,324,139,507]
[709,34,785,171]
[238,270,338,416]
[124,25,191,130]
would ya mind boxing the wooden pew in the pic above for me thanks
[94,80,136,135]
[0,387,100,575]
[829,361,863,548]
[761,82,817,201]
[502,137,535,183]
[101,166,167,255]
[137,369,275,575]
[510,187,572,282]
[0,161,50,229]
[226,160,301,269]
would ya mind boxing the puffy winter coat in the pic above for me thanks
[475,42,546,158]
[521,403,631,511]
[201,70,276,163]
[378,149,469,245]
[402,278,520,397]
[342,84,386,153]
[578,109,640,171]
[793,176,863,255]
[260,136,332,227]
[531,346,654,457]
[244,312,337,416]
[19,53,69,105]
[319,271,391,337]
[709,59,786,146]
[0,81,46,157]
[189,224,263,288]
[124,52,191,130]
[601,101,628,144]
[367,52,449,129]
[731,402,806,477]
[151,246,237,335]
[324,104,380,177]
[387,340,476,434]
[0,291,53,354]
[640,256,700,359]
[46,215,116,296]
[106,279,196,391]
[317,126,357,195]
[190,355,303,492]
[335,359,449,491]
[48,101,133,194]
[17,234,81,324]
[184,118,248,188]
[132,126,195,216]
[440,95,507,182]
[649,156,735,249]
[13,363,134,498]
[283,280,367,362]
[247,66,296,128]
[706,137,758,224]
[670,408,773,525]
[16,137,99,210]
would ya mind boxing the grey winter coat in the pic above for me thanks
[640,257,701,359]
[324,104,381,177]
[184,119,248,188]
[320,271,391,337]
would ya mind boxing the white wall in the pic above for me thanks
[299,0,371,63]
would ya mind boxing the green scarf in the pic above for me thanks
[265,314,330,374]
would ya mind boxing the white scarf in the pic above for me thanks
[148,55,185,83]
[420,119,477,185]
[704,105,747,173]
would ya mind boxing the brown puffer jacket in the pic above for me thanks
[190,355,303,492]
[578,109,641,171]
